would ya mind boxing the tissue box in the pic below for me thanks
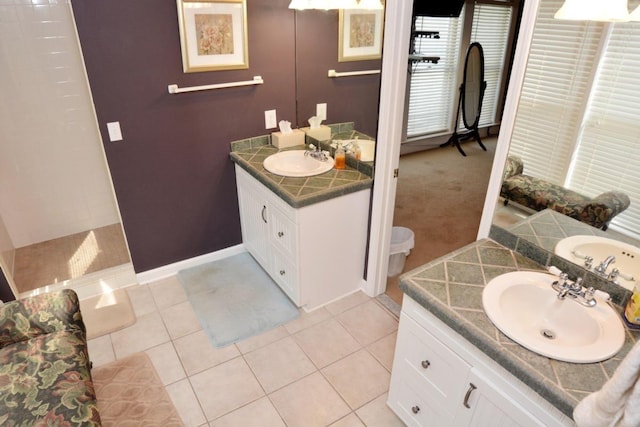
[301,126,332,142]
[271,129,305,149]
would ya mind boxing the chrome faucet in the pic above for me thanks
[304,144,330,161]
[595,255,616,275]
[551,274,597,307]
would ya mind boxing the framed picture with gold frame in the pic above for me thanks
[338,8,384,62]
[176,0,248,73]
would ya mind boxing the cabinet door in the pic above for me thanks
[453,369,547,427]
[236,179,270,268]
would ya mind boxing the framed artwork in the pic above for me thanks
[338,8,384,62]
[176,0,248,73]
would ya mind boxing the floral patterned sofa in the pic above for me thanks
[501,156,630,230]
[0,289,101,425]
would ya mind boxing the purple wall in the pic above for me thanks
[72,0,380,272]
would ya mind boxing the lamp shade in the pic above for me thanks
[554,0,629,21]
[629,4,640,20]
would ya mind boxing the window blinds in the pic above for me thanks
[406,16,464,137]
[508,0,602,185]
[567,25,640,235]
[470,3,513,128]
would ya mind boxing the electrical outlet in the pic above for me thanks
[316,103,327,120]
[106,122,123,142]
[265,110,277,129]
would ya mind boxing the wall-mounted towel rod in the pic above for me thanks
[327,69,381,78]
[168,76,264,94]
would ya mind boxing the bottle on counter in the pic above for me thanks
[335,142,346,169]
[353,138,362,161]
[624,283,640,328]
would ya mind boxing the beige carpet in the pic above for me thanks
[80,288,136,340]
[386,138,498,304]
[92,353,183,426]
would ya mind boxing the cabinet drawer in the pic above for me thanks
[388,373,451,427]
[271,248,299,305]
[268,207,297,259]
[395,313,470,415]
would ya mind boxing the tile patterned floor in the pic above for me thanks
[87,277,404,427]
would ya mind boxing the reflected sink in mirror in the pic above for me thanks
[555,236,640,291]
[263,150,335,177]
[482,271,625,363]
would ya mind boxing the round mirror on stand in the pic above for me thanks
[441,42,487,156]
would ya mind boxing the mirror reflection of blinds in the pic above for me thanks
[406,15,464,137]
[567,24,640,237]
[469,4,512,129]
[508,0,601,185]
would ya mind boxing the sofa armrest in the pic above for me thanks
[0,289,85,348]
[580,191,631,229]
[503,156,524,180]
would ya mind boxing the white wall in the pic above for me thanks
[0,0,119,247]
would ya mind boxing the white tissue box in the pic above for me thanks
[271,129,305,149]
[301,126,332,142]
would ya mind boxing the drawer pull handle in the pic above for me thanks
[261,205,267,223]
[278,231,284,237]
[421,360,430,369]
[411,406,420,414]
[280,270,286,275]
[463,383,477,408]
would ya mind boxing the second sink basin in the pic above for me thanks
[263,150,335,177]
[482,271,624,363]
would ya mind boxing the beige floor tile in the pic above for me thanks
[235,325,290,354]
[125,284,158,317]
[294,318,361,368]
[87,334,115,367]
[145,341,186,386]
[325,291,371,316]
[329,413,365,427]
[244,336,316,393]
[174,330,240,376]
[209,397,285,427]
[189,357,264,421]
[283,307,332,334]
[270,372,351,427]
[166,378,207,427]
[160,300,202,339]
[355,393,405,427]
[149,275,189,309]
[337,300,398,346]
[110,311,171,359]
[322,349,391,410]
[367,331,397,371]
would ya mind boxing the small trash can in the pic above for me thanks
[387,226,415,277]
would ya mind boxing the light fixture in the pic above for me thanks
[288,0,383,10]
[554,0,630,21]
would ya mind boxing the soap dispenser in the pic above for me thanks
[353,138,362,161]
[335,143,346,169]
[624,283,640,328]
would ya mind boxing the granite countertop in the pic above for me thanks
[399,238,640,419]
[230,136,372,209]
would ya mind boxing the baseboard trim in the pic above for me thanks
[136,244,246,284]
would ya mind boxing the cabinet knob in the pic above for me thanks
[280,270,286,275]
[278,231,284,237]
[463,383,477,409]
[411,406,420,414]
[421,360,430,369]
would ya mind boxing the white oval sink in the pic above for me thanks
[263,150,335,177]
[555,235,640,291]
[482,271,624,363]
[338,139,375,162]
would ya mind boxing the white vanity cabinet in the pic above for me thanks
[388,297,573,427]
[234,166,370,310]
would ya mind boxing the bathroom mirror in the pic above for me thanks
[490,4,640,289]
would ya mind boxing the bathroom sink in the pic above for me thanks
[482,271,624,363]
[555,235,640,290]
[336,139,376,162]
[263,150,334,177]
